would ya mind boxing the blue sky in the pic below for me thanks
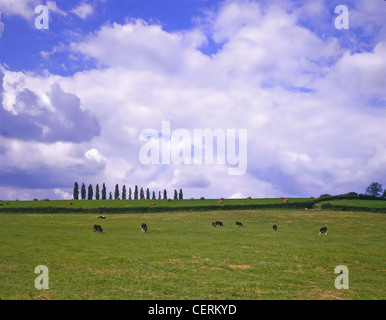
[1,0,224,75]
[1,0,379,75]
[0,0,385,200]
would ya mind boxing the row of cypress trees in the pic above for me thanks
[73,182,183,200]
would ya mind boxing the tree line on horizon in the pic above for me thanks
[320,182,386,198]
[72,181,384,202]
[72,182,183,201]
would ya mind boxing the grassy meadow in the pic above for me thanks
[321,199,386,208]
[0,197,310,209]
[0,205,385,300]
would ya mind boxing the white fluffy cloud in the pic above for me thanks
[46,1,67,16]
[0,0,40,19]
[72,19,209,76]
[0,0,385,200]
[71,2,94,19]
[0,0,66,19]
[0,11,4,39]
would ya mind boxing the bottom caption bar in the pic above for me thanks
[148,303,237,317]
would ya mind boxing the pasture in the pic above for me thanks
[0,209,385,300]
[321,199,386,208]
[0,197,309,209]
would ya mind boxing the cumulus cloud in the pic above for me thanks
[0,11,4,39]
[0,71,101,143]
[46,1,67,16]
[71,2,94,19]
[53,188,71,199]
[170,169,211,189]
[71,19,209,75]
[229,191,245,199]
[59,2,386,198]
[85,148,106,162]
[0,0,40,19]
[0,0,385,199]
[0,135,106,193]
[0,0,66,19]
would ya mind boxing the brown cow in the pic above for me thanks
[93,224,103,233]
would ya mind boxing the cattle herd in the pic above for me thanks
[90,216,327,236]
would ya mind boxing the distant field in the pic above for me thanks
[1,198,385,214]
[0,198,311,208]
[321,199,386,208]
[0,209,385,300]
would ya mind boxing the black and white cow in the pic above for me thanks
[236,221,243,227]
[273,224,277,232]
[141,223,148,233]
[215,221,223,227]
[319,227,327,235]
[97,216,107,219]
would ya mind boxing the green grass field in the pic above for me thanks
[0,207,385,300]
[0,198,310,208]
[322,199,386,208]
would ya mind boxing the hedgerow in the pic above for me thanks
[0,201,315,214]
[315,194,386,202]
[321,203,386,213]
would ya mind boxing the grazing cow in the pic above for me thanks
[49,214,54,218]
[141,223,148,233]
[236,221,243,227]
[93,224,103,233]
[215,221,223,227]
[211,221,216,228]
[319,227,327,235]
[273,224,277,232]
[97,215,107,219]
